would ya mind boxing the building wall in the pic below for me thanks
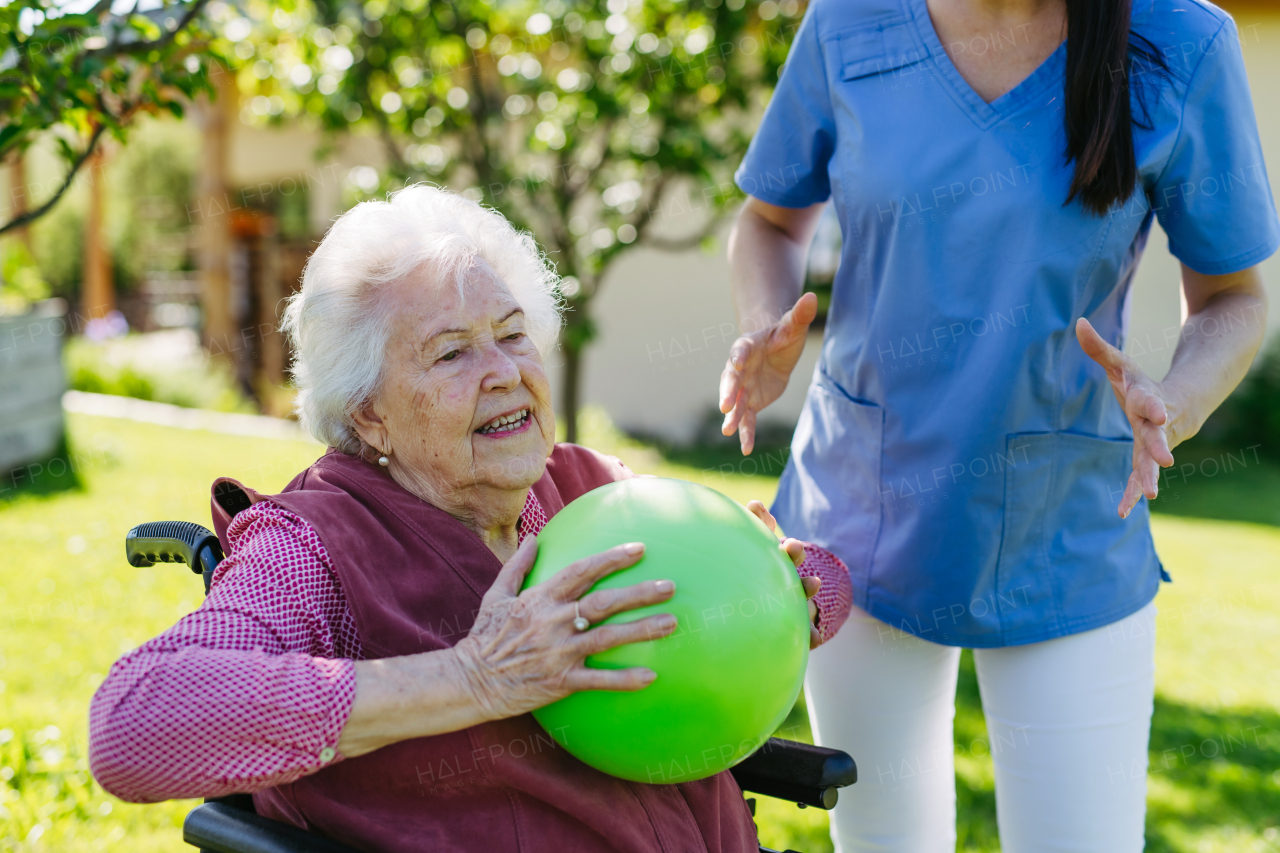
[226,126,386,236]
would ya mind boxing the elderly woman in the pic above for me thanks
[88,186,853,853]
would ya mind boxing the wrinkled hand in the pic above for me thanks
[452,536,677,722]
[747,500,822,649]
[720,292,819,455]
[1076,318,1185,519]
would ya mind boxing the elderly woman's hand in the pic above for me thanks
[746,500,821,649]
[452,537,678,721]
[336,538,676,758]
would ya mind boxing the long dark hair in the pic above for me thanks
[1063,0,1166,215]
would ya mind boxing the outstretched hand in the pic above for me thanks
[719,292,819,455]
[1076,318,1185,519]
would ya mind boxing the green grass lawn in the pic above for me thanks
[1,411,1278,851]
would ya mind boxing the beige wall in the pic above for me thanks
[549,227,823,445]
[227,126,386,235]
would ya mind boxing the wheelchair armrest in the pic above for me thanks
[183,802,361,853]
[730,737,857,810]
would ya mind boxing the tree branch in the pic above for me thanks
[377,121,407,177]
[0,123,106,236]
[629,172,669,235]
[86,0,117,22]
[456,32,498,192]
[82,0,211,61]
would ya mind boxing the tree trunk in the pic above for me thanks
[561,340,581,445]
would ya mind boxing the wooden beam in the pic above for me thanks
[7,153,32,252]
[195,61,238,360]
[81,147,115,321]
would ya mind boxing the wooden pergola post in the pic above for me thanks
[81,147,115,321]
[194,60,238,360]
[7,152,33,253]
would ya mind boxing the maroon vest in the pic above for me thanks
[219,445,757,853]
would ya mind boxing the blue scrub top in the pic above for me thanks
[737,0,1280,647]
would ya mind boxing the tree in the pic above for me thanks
[235,0,803,440]
[0,0,216,236]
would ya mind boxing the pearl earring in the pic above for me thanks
[378,452,390,467]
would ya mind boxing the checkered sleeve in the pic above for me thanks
[797,544,853,645]
[88,503,362,803]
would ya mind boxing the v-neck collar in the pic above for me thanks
[905,0,1067,130]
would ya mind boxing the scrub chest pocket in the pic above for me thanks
[834,20,928,80]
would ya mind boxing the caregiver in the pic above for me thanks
[718,0,1277,847]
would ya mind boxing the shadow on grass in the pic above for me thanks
[0,434,84,505]
[1149,440,1280,528]
[952,650,1280,852]
[625,412,796,480]
[1145,697,1280,851]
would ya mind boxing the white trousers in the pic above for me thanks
[805,602,1157,853]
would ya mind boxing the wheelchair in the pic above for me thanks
[124,516,858,853]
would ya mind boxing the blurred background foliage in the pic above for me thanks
[1203,333,1280,459]
[0,239,48,312]
[26,116,200,299]
[197,0,805,437]
[0,0,215,236]
[64,333,255,413]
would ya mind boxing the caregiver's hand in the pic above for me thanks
[747,500,822,649]
[1076,318,1182,519]
[452,536,678,721]
[720,291,819,455]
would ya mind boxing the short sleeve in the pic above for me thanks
[734,5,836,208]
[1150,19,1280,275]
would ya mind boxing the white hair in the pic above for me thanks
[281,184,563,453]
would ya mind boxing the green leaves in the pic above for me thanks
[0,0,219,234]
[220,0,803,433]
[236,0,802,284]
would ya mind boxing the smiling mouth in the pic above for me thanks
[477,408,531,435]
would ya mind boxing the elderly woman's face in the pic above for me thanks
[360,259,556,500]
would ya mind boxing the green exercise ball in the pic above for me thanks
[521,477,809,784]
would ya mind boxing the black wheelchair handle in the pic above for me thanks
[126,521,224,594]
